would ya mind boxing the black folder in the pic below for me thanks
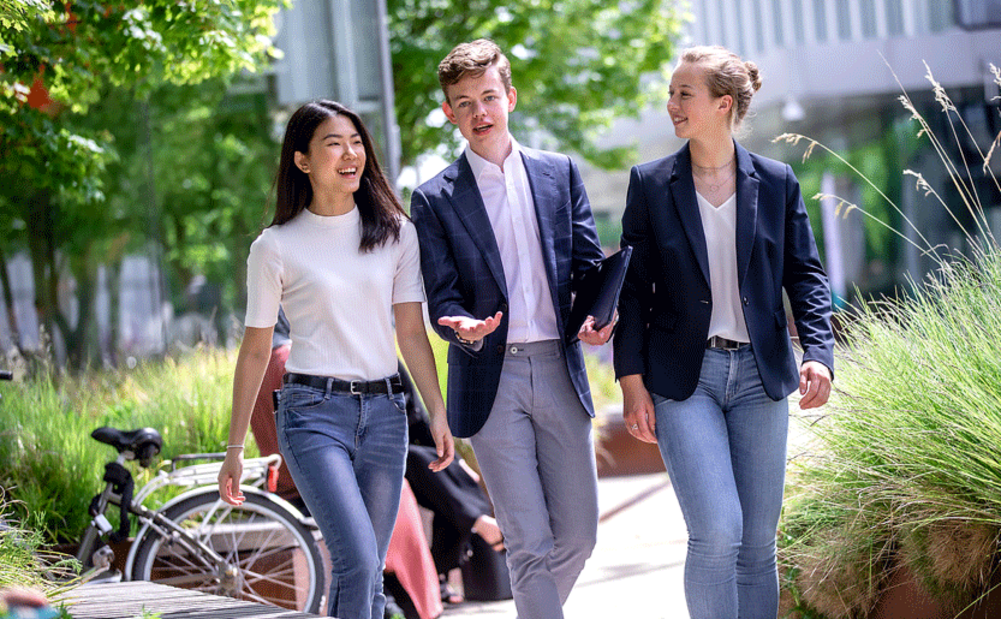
[565,246,633,342]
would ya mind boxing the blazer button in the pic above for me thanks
[496,345,504,355]
[743,297,749,305]
[499,303,508,313]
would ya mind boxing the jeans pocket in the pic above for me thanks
[390,392,407,415]
[280,384,327,413]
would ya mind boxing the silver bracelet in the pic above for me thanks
[226,444,244,450]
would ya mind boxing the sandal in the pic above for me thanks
[440,576,464,605]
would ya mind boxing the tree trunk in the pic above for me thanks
[64,248,96,370]
[24,190,58,364]
[0,243,23,355]
[106,260,121,367]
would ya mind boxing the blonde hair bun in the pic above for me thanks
[745,60,762,92]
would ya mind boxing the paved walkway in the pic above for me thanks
[440,471,691,619]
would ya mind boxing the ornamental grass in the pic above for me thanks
[777,62,1001,619]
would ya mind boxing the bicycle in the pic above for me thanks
[72,424,325,613]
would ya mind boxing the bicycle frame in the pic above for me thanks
[76,452,293,580]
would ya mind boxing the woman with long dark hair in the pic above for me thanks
[218,100,454,619]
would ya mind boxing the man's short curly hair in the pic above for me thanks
[438,39,512,103]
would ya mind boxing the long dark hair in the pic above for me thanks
[271,100,404,251]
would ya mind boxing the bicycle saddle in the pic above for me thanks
[91,427,163,463]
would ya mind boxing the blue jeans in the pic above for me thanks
[276,381,408,619]
[652,346,788,619]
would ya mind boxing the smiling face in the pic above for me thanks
[442,65,517,165]
[294,114,366,197]
[666,61,733,141]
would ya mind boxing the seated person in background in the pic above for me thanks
[398,366,505,605]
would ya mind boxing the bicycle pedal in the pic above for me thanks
[91,544,115,570]
[81,568,122,585]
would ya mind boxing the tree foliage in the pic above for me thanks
[389,0,687,169]
[0,0,284,367]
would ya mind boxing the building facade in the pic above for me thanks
[581,0,1000,303]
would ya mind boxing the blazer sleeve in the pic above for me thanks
[613,165,655,379]
[781,163,835,376]
[568,157,605,293]
[410,187,484,354]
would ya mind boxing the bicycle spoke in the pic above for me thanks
[133,491,322,613]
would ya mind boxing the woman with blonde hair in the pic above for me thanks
[614,46,834,619]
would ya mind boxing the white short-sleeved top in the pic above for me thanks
[245,207,425,381]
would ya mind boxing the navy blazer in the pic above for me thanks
[613,142,834,401]
[411,147,604,438]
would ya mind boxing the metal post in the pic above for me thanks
[374,0,400,184]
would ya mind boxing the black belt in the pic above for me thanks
[283,373,404,395]
[706,336,747,350]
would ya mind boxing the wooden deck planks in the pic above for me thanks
[55,581,324,619]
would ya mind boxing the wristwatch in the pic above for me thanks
[455,332,477,346]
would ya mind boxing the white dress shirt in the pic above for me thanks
[466,141,559,343]
[696,190,750,343]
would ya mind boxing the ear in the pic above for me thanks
[507,86,517,113]
[442,100,458,125]
[293,151,309,174]
[718,94,733,116]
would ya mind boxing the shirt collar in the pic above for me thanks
[465,138,523,183]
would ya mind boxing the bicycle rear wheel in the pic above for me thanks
[130,490,324,613]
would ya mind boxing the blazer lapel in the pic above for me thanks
[669,145,711,286]
[444,155,508,296]
[733,142,759,288]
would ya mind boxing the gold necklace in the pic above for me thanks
[695,166,735,194]
[692,158,734,172]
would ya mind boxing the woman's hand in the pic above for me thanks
[620,374,658,444]
[219,326,273,506]
[427,406,455,472]
[798,361,832,409]
[217,450,246,506]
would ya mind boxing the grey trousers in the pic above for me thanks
[469,340,599,619]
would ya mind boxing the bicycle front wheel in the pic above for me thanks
[130,490,324,613]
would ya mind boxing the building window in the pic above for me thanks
[791,0,806,43]
[860,0,877,37]
[813,0,828,41]
[927,0,953,32]
[734,0,748,54]
[772,0,785,46]
[717,0,729,45]
[835,0,852,40]
[700,0,712,45]
[884,0,904,35]
[955,0,1001,29]
[753,0,766,50]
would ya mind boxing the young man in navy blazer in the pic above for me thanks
[410,39,613,619]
